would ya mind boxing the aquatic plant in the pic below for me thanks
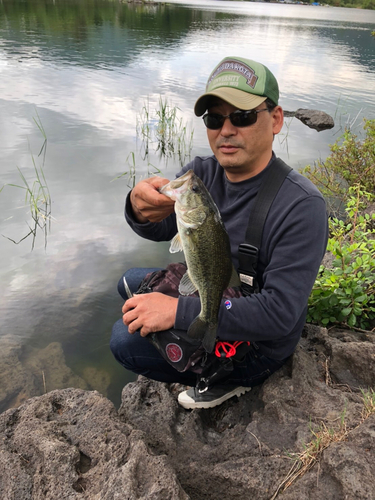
[1,112,52,250]
[136,98,152,160]
[112,151,161,188]
[137,96,194,166]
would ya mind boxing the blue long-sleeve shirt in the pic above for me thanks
[125,155,328,360]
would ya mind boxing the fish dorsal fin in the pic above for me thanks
[179,207,207,229]
[179,271,198,296]
[228,266,241,288]
[169,233,183,254]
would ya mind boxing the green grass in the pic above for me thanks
[1,111,52,250]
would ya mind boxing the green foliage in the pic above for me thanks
[361,388,375,418]
[322,0,375,8]
[362,0,375,9]
[302,119,375,215]
[307,186,375,331]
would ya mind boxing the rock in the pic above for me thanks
[284,109,335,131]
[0,389,188,500]
[1,325,375,499]
[294,109,335,131]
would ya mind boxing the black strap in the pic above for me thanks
[238,158,292,295]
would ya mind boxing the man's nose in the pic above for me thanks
[220,116,238,136]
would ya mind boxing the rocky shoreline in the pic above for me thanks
[1,324,374,499]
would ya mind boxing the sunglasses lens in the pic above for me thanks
[231,111,257,127]
[203,113,224,130]
[203,111,259,129]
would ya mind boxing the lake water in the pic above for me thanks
[0,0,374,411]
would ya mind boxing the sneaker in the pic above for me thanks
[177,385,251,410]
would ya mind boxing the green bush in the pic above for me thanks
[302,119,375,215]
[307,186,375,331]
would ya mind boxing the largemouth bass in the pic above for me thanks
[160,169,240,353]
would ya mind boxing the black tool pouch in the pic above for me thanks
[135,263,207,373]
[148,328,206,373]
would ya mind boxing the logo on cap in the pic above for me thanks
[166,343,183,363]
[208,59,258,89]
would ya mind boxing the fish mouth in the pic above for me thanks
[159,170,194,198]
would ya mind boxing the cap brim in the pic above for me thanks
[194,88,267,116]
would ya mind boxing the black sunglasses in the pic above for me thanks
[202,108,269,130]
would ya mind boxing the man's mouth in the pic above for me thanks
[218,144,239,153]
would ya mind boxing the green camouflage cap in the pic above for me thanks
[194,57,279,116]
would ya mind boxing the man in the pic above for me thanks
[111,56,328,409]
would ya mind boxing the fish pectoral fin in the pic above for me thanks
[169,233,183,253]
[228,266,241,288]
[179,271,198,295]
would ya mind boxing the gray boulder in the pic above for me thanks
[0,389,188,500]
[295,109,335,131]
[284,109,335,131]
[1,325,374,499]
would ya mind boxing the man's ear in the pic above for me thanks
[272,106,284,135]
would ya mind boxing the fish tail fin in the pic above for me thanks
[188,317,217,354]
[202,329,217,354]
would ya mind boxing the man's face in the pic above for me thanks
[205,98,283,181]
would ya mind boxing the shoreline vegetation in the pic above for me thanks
[122,0,375,11]
[303,118,375,333]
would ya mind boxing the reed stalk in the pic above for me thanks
[1,111,52,249]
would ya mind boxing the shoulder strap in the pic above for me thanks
[238,158,292,295]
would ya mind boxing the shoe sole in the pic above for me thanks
[178,386,251,410]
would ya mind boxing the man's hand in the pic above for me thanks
[122,292,178,337]
[130,176,175,223]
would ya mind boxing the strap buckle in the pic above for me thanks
[238,244,259,295]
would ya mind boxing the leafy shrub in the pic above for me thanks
[302,119,375,215]
[307,186,375,330]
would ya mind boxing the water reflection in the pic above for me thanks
[0,0,375,412]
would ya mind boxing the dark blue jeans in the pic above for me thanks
[110,268,288,387]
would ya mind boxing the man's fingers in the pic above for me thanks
[145,176,171,197]
[122,308,137,325]
[124,316,142,334]
[139,326,151,337]
[130,177,174,223]
[141,182,174,208]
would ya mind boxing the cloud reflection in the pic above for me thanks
[0,0,374,409]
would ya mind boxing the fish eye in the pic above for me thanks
[191,185,200,193]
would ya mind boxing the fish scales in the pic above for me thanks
[160,169,240,352]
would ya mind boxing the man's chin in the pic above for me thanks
[221,163,243,172]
